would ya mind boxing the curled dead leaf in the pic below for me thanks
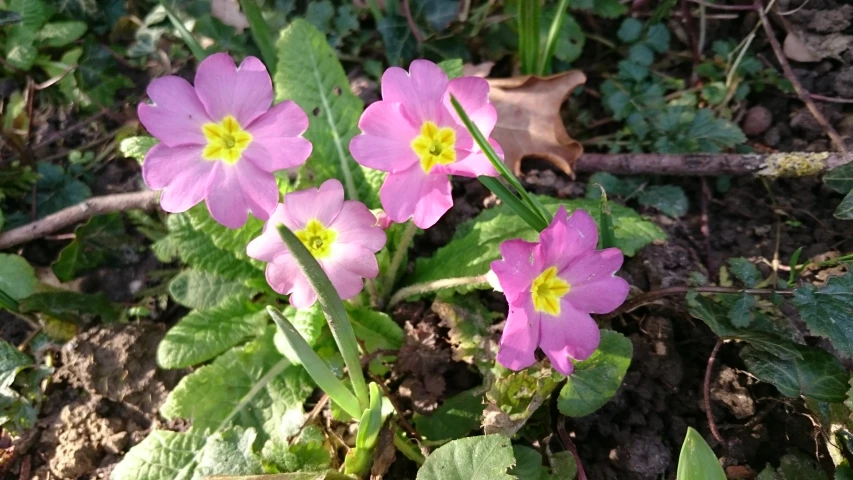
[211,0,249,32]
[783,33,820,62]
[487,71,587,178]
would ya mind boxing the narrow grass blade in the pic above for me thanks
[595,184,616,249]
[537,0,570,75]
[518,0,541,75]
[159,1,207,61]
[239,0,276,71]
[276,224,369,409]
[479,176,548,231]
[267,306,362,418]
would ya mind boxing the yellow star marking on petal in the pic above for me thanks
[411,121,456,173]
[202,115,252,164]
[295,219,337,259]
[531,266,571,316]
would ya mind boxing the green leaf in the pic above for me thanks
[644,24,670,53]
[585,173,644,198]
[8,0,48,30]
[756,453,826,480]
[161,329,314,445]
[741,345,848,402]
[616,18,643,43]
[19,290,120,323]
[408,198,665,291]
[628,43,655,67]
[262,426,332,473]
[36,162,91,217]
[558,330,633,417]
[835,190,853,220]
[794,271,853,359]
[5,29,37,70]
[824,162,853,194]
[348,306,404,351]
[509,445,546,480]
[550,451,578,479]
[637,185,688,217]
[52,213,125,282]
[0,10,22,26]
[0,339,32,390]
[305,0,334,30]
[728,257,761,287]
[416,435,515,480]
[196,427,264,478]
[111,429,207,480]
[438,58,464,79]
[412,0,458,30]
[169,270,257,310]
[686,109,747,153]
[0,254,37,302]
[36,21,87,47]
[484,365,561,436]
[275,19,378,206]
[157,298,269,369]
[728,293,756,328]
[553,14,584,64]
[676,427,725,480]
[377,15,418,66]
[414,389,484,442]
[120,136,158,162]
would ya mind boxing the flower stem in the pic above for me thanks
[383,221,418,303]
[388,275,489,307]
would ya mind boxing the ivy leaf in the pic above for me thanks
[157,298,269,369]
[637,185,689,217]
[377,15,418,66]
[728,257,761,287]
[0,254,37,302]
[52,213,126,282]
[414,389,484,442]
[195,427,264,478]
[161,329,313,445]
[411,0,458,31]
[36,21,87,47]
[416,435,515,480]
[558,330,633,417]
[275,19,379,207]
[408,198,665,292]
[5,29,36,70]
[741,345,848,402]
[169,270,257,310]
[0,339,32,389]
[8,0,48,30]
[111,429,207,480]
[119,136,158,162]
[824,162,853,194]
[676,427,725,480]
[835,190,853,220]
[36,162,91,217]
[793,272,853,359]
[616,18,643,43]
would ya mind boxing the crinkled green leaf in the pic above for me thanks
[52,213,126,282]
[275,19,379,207]
[162,329,313,445]
[637,185,688,217]
[111,429,207,480]
[585,173,644,198]
[431,296,495,371]
[416,435,515,480]
[728,257,761,287]
[728,293,756,328]
[408,198,665,291]
[676,427,725,480]
[741,345,848,402]
[158,298,269,369]
[120,136,158,162]
[169,269,257,310]
[195,427,264,478]
[645,24,670,53]
[794,272,853,359]
[558,330,632,417]
[19,290,120,323]
[414,388,484,442]
[262,426,332,473]
[36,21,87,47]
[0,254,36,301]
[756,453,825,480]
[438,58,463,79]
[0,339,32,390]
[616,18,642,42]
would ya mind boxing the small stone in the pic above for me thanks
[742,106,773,136]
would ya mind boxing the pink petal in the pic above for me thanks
[540,303,601,375]
[283,179,345,229]
[246,100,309,137]
[540,207,599,269]
[142,143,206,190]
[330,201,387,252]
[381,60,448,124]
[158,158,212,213]
[444,76,497,136]
[435,150,498,178]
[243,137,312,172]
[327,243,380,278]
[322,262,365,301]
[246,214,287,262]
[490,239,540,303]
[266,252,300,295]
[496,299,540,371]
[235,160,279,220]
[380,165,452,229]
[204,162,250,229]
[561,248,625,287]
[138,76,211,146]
[289,274,318,308]
[349,101,420,173]
[194,54,273,125]
[565,276,630,314]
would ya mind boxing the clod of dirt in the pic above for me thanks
[833,66,853,98]
[742,106,773,136]
[805,5,853,34]
[711,367,755,420]
[613,435,671,480]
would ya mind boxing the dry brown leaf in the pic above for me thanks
[783,33,821,62]
[211,0,249,32]
[487,71,586,177]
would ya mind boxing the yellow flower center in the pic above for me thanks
[295,219,337,259]
[531,267,571,316]
[202,115,252,164]
[411,121,456,173]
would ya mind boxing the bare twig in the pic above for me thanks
[557,417,588,480]
[574,152,852,176]
[0,191,159,249]
[401,0,424,44]
[755,0,848,153]
[704,340,726,445]
[809,93,853,104]
[688,0,755,10]
[609,286,794,318]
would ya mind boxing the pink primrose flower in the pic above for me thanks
[139,53,312,228]
[246,179,386,308]
[349,60,501,229]
[490,207,629,376]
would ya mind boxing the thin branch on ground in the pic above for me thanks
[704,340,726,446]
[609,285,794,318]
[688,0,755,10]
[0,191,159,249]
[574,152,852,176]
[810,93,853,104]
[755,0,848,153]
[557,417,588,480]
